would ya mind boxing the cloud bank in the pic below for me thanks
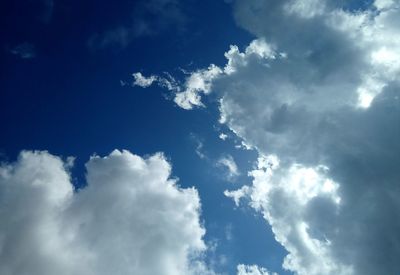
[220,1,400,274]
[0,150,212,275]
[137,0,400,274]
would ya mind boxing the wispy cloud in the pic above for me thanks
[216,154,239,182]
[190,134,207,160]
[9,42,36,59]
[88,0,187,50]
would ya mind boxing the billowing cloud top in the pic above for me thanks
[0,150,212,275]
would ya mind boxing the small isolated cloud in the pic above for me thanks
[237,264,277,275]
[219,133,228,140]
[0,150,213,275]
[9,42,36,59]
[216,154,239,181]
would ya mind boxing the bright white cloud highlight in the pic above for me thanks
[226,156,348,274]
[0,150,212,275]
[219,133,228,140]
[174,64,222,110]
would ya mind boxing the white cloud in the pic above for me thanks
[237,264,277,275]
[132,72,158,87]
[217,1,400,274]
[174,64,222,110]
[217,155,240,181]
[227,157,348,274]
[0,150,213,275]
[132,65,222,110]
[132,72,180,92]
[224,186,249,207]
[128,0,400,273]
[138,0,400,274]
[219,133,228,140]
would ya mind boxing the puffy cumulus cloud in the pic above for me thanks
[225,85,400,275]
[140,0,400,274]
[0,150,214,275]
[216,155,240,182]
[230,0,400,109]
[226,156,350,274]
[218,1,400,274]
[237,264,277,275]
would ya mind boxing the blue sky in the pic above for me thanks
[1,0,400,275]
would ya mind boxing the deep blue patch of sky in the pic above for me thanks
[0,0,291,274]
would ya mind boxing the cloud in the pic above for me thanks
[0,150,214,275]
[132,72,180,91]
[9,42,36,59]
[132,65,222,110]
[88,0,187,49]
[217,1,400,274]
[190,134,207,160]
[219,133,228,140]
[216,155,240,181]
[237,264,277,275]
[227,156,348,274]
[132,72,158,87]
[144,0,400,274]
[173,65,222,110]
[133,39,276,109]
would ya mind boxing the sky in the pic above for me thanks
[0,0,399,274]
